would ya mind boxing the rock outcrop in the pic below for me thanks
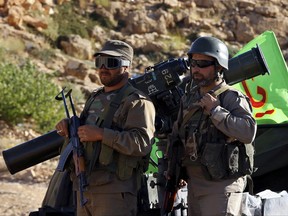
[0,0,287,93]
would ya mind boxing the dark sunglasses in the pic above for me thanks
[189,59,215,68]
[95,56,130,69]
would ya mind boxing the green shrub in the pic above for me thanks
[162,33,187,53]
[40,17,60,42]
[0,61,63,133]
[0,36,25,54]
[28,48,56,64]
[53,1,90,39]
[89,11,115,29]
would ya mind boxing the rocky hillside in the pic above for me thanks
[0,1,287,214]
[0,0,287,141]
[0,0,287,94]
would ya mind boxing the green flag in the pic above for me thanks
[233,31,288,125]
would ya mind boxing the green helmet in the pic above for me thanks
[187,36,229,70]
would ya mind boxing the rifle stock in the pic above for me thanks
[56,142,73,172]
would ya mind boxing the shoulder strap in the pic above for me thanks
[80,87,104,122]
[182,107,201,128]
[182,84,231,127]
[211,84,231,97]
[89,84,137,172]
[103,83,136,127]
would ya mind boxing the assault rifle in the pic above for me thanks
[161,139,185,216]
[55,87,88,207]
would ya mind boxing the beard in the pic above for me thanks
[192,73,212,87]
[99,71,126,87]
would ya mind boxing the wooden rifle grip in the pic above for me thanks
[73,154,86,176]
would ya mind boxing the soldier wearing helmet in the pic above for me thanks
[187,36,229,88]
[166,36,257,215]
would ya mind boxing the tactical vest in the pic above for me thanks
[179,85,255,180]
[80,84,149,183]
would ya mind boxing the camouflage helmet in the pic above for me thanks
[187,36,229,70]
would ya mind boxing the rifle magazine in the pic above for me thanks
[57,144,73,172]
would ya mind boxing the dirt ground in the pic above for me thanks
[0,156,58,216]
[0,121,57,216]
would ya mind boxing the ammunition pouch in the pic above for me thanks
[116,154,139,180]
[201,142,227,180]
[99,145,114,165]
[201,142,254,180]
[99,145,149,181]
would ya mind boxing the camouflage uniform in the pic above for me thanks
[169,81,256,216]
[73,84,155,216]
